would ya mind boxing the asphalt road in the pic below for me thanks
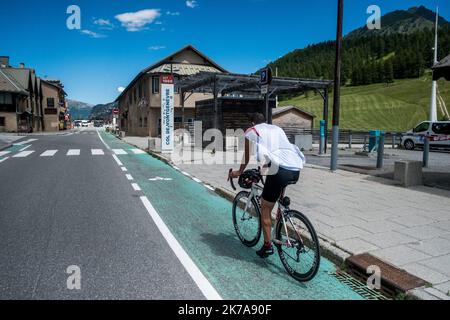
[0,129,366,300]
[0,129,204,300]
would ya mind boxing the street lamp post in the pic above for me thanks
[331,0,344,171]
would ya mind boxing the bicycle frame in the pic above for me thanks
[243,183,301,250]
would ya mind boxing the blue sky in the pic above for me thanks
[1,0,449,105]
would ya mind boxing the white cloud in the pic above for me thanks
[93,18,114,29]
[166,11,180,16]
[115,9,161,32]
[117,87,125,93]
[80,29,106,38]
[186,1,198,9]
[148,46,166,51]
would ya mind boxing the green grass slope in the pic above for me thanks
[280,73,450,132]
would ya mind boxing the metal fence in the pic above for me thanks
[283,128,402,149]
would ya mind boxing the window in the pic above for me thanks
[139,117,143,127]
[152,76,160,94]
[175,76,180,94]
[414,122,429,133]
[144,117,148,127]
[0,117,5,126]
[432,123,450,135]
[0,93,12,105]
[47,97,55,108]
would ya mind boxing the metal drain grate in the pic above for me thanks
[331,271,390,300]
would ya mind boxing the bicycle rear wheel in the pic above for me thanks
[275,210,320,282]
[232,191,262,247]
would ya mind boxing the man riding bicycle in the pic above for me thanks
[230,113,306,259]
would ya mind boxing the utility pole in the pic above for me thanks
[331,0,344,171]
[430,7,439,122]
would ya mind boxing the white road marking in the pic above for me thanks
[205,185,215,192]
[112,155,123,166]
[121,167,128,172]
[0,151,11,157]
[140,196,222,300]
[91,149,105,155]
[172,166,180,171]
[0,157,9,163]
[131,149,146,155]
[148,177,173,181]
[67,149,80,156]
[15,139,38,146]
[40,150,58,157]
[113,149,127,155]
[126,174,134,181]
[13,151,35,158]
[96,130,111,150]
[193,178,202,183]
[19,145,31,152]
[131,183,141,191]
[182,172,191,177]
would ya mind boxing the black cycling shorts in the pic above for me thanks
[261,167,300,203]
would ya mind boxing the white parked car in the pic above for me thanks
[401,121,450,150]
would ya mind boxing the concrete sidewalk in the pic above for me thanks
[122,136,450,300]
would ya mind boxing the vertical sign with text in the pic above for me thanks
[161,74,174,153]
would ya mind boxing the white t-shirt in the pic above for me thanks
[245,123,306,171]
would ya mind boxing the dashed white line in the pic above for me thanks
[126,174,134,181]
[121,167,128,172]
[131,183,141,191]
[91,149,105,156]
[182,171,191,177]
[40,150,58,157]
[112,155,123,166]
[113,149,127,155]
[19,145,31,152]
[12,151,35,158]
[131,149,146,155]
[193,178,202,183]
[140,196,222,300]
[67,149,80,156]
[205,185,215,192]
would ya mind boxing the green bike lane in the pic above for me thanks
[101,132,365,300]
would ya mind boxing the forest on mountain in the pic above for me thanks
[268,24,450,87]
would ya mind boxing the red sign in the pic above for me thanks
[112,108,119,115]
[161,74,174,85]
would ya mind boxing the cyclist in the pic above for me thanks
[230,113,306,258]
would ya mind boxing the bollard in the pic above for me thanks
[392,133,397,149]
[348,130,353,149]
[319,120,326,155]
[423,137,430,168]
[377,132,385,169]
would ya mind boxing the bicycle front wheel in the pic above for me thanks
[275,210,321,282]
[232,191,262,248]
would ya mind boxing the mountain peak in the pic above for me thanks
[346,5,449,39]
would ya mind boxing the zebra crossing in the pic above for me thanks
[0,148,147,161]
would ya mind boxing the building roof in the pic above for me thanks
[41,79,67,96]
[115,45,227,102]
[0,68,28,94]
[179,72,333,97]
[272,106,316,118]
[2,68,32,91]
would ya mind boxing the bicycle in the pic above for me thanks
[228,168,321,282]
